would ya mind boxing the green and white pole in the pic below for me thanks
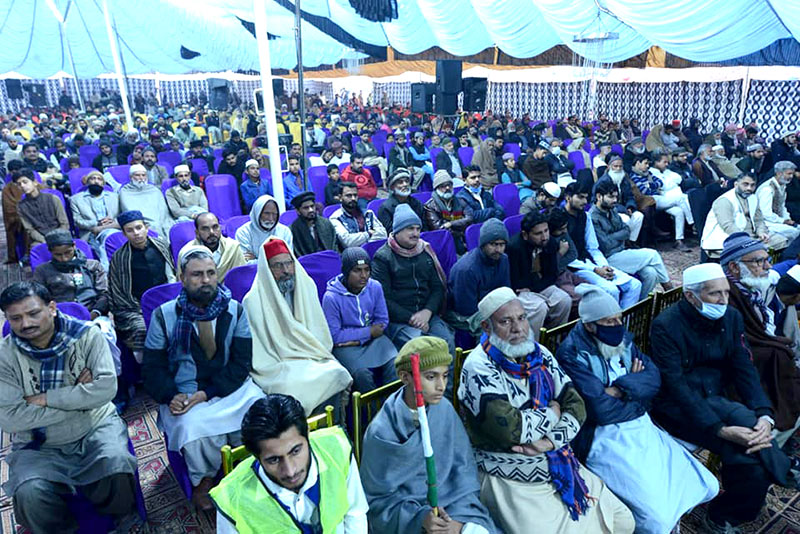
[410,353,439,514]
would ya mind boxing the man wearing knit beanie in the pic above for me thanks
[378,169,425,232]
[556,284,720,532]
[424,170,472,254]
[361,336,501,533]
[322,247,398,393]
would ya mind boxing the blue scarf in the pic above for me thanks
[169,285,231,393]
[482,334,590,520]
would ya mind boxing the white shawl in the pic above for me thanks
[235,194,294,260]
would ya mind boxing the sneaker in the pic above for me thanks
[702,514,740,534]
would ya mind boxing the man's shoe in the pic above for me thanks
[191,477,216,512]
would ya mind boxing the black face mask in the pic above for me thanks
[87,184,104,196]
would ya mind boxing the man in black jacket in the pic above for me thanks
[388,131,424,189]
[650,263,796,532]
[377,169,424,231]
[289,191,337,257]
[435,137,463,180]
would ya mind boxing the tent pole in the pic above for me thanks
[295,0,307,187]
[101,0,133,130]
[254,0,286,212]
[62,28,85,113]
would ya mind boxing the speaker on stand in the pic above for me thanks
[5,79,22,100]
[462,78,488,112]
[411,83,435,113]
[207,78,230,110]
[434,60,462,116]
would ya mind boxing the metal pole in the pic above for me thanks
[254,0,286,212]
[113,20,135,118]
[294,0,307,188]
[62,28,85,112]
[101,0,134,130]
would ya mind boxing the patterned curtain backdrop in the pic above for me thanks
[744,80,800,142]
[233,79,260,105]
[373,82,412,106]
[487,81,586,120]
[282,79,334,103]
[159,79,208,107]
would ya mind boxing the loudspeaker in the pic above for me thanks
[207,78,229,110]
[436,60,462,94]
[5,79,22,99]
[434,91,458,115]
[272,78,285,96]
[28,84,47,106]
[411,83,435,113]
[462,77,487,112]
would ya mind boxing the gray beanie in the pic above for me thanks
[392,203,422,233]
[433,170,453,190]
[719,231,766,267]
[341,247,370,276]
[479,218,509,248]
[576,283,620,323]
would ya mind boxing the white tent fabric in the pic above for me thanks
[1,0,798,78]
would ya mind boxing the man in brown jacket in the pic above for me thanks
[423,170,472,254]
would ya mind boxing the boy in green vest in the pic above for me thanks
[211,394,368,533]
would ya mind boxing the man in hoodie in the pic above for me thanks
[235,194,294,262]
[378,169,424,232]
[322,247,398,393]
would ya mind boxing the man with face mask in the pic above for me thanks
[235,194,294,262]
[424,171,472,254]
[71,170,121,267]
[702,173,787,258]
[165,164,208,222]
[545,138,576,187]
[118,163,172,238]
[377,169,424,231]
[650,263,797,533]
[557,284,718,534]
[289,191,336,258]
[755,161,800,243]
[458,165,506,223]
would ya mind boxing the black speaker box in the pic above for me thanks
[272,78,285,96]
[209,86,229,110]
[436,60,462,94]
[434,91,458,115]
[411,83,435,113]
[5,79,22,99]
[462,77,487,112]
[28,84,47,106]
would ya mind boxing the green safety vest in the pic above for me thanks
[210,426,352,534]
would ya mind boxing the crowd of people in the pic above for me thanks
[1,95,800,534]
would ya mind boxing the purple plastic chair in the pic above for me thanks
[503,143,521,161]
[188,158,209,177]
[298,250,341,302]
[280,210,299,226]
[568,151,586,174]
[78,145,100,168]
[169,221,197,265]
[611,143,623,157]
[465,223,483,251]
[367,198,385,214]
[420,230,457,276]
[430,147,442,171]
[493,183,521,216]
[361,238,386,259]
[213,148,224,159]
[412,191,432,204]
[3,301,91,336]
[338,162,349,174]
[30,239,95,272]
[157,150,182,169]
[205,174,242,222]
[383,142,395,158]
[365,165,382,187]
[68,167,98,195]
[504,214,524,237]
[224,263,257,302]
[323,204,340,218]
[458,146,474,167]
[104,229,159,260]
[160,178,178,193]
[308,167,328,204]
[141,282,182,328]
[224,215,250,237]
[160,160,175,177]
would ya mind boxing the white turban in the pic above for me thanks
[245,159,259,169]
[478,287,518,322]
[683,263,725,287]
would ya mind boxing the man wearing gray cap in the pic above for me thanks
[771,129,799,166]
[755,160,799,243]
[736,143,768,182]
[423,170,472,254]
[377,169,424,231]
[557,284,718,534]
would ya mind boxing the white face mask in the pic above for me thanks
[632,145,645,155]
[550,147,561,156]
[699,302,727,320]
[438,191,453,200]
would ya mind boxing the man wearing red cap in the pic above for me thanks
[243,238,352,417]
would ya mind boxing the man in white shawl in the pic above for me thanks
[244,238,351,417]
[458,287,634,534]
[235,194,293,262]
[118,163,172,240]
[556,284,718,534]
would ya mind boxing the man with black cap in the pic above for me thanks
[289,191,336,258]
[141,147,168,187]
[91,140,118,172]
[409,131,434,185]
[224,130,248,157]
[737,143,768,182]
[186,138,215,172]
[322,247,398,393]
[377,169,424,231]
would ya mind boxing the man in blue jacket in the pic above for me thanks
[456,166,505,223]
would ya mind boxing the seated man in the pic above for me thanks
[755,161,800,244]
[457,166,506,224]
[435,137,464,183]
[341,155,378,208]
[143,246,264,510]
[719,233,800,434]
[521,140,553,191]
[557,284,718,533]
[165,164,208,222]
[563,182,641,308]
[650,263,796,532]
[377,169,424,232]
[458,287,634,534]
[372,204,455,355]
[179,212,246,280]
[235,194,293,262]
[14,169,69,246]
[389,130,425,189]
[282,154,306,206]
[243,239,352,416]
[424,171,472,255]
[361,337,500,534]
[330,182,387,248]
[702,173,786,257]
[593,156,644,245]
[322,247,398,393]
[289,191,336,258]
[409,132,434,184]
[737,143,768,183]
[211,395,368,533]
[520,181,561,215]
[70,170,120,267]
[141,147,168,186]
[0,282,142,533]
[355,129,388,185]
[119,164,172,238]
[501,152,534,201]
[109,210,176,357]
[590,180,673,299]
[92,139,117,172]
[33,230,110,320]
[240,159,272,213]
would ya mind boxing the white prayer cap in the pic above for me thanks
[780,129,797,139]
[711,144,724,152]
[478,287,518,322]
[129,164,146,175]
[245,159,259,169]
[173,164,190,175]
[683,263,725,287]
[787,265,800,284]
[542,182,561,198]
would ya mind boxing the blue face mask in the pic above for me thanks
[594,323,625,347]
[699,302,727,320]
[468,184,482,194]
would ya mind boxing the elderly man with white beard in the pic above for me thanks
[755,160,800,244]
[556,284,718,534]
[720,232,800,436]
[458,287,634,534]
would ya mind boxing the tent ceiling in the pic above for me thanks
[1,0,798,78]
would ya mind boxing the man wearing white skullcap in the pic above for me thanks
[118,161,172,238]
[520,181,561,215]
[557,284,718,533]
[649,263,796,532]
[165,163,208,222]
[458,287,635,534]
